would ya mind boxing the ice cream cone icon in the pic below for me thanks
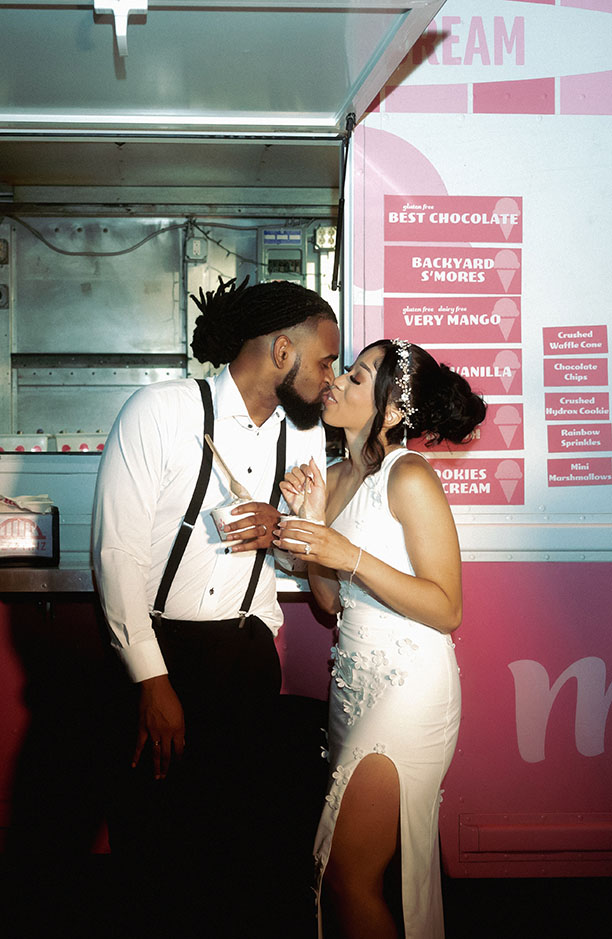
[494,198,521,241]
[494,349,521,393]
[495,459,523,503]
[492,298,520,341]
[494,249,520,293]
[493,405,522,448]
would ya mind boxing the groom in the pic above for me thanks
[93,278,339,936]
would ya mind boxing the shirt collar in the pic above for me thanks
[213,365,285,427]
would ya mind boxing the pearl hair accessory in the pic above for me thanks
[391,339,417,429]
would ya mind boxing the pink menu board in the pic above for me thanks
[383,194,525,505]
[350,0,612,883]
[380,184,611,506]
[349,0,612,518]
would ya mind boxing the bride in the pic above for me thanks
[275,339,486,939]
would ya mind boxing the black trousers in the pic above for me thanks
[107,615,283,938]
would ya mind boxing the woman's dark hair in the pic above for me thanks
[190,276,337,366]
[346,340,487,477]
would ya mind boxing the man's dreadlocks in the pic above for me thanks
[190,277,336,367]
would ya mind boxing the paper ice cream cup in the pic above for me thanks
[211,499,255,542]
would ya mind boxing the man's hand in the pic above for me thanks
[221,501,280,552]
[132,674,185,780]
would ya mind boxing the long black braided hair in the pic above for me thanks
[190,277,337,367]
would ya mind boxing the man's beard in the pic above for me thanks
[276,358,324,430]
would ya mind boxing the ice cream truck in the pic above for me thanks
[0,0,610,887]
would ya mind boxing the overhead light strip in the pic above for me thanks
[0,130,343,144]
[0,114,338,129]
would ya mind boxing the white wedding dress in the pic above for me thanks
[314,449,461,938]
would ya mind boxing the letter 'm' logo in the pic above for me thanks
[508,658,612,763]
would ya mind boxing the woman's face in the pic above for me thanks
[322,344,383,432]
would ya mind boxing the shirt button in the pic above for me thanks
[224,547,230,554]
[247,467,252,473]
[248,423,253,429]
[209,587,214,595]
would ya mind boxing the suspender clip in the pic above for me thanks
[238,611,248,629]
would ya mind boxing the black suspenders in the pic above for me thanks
[152,380,214,619]
[238,413,286,626]
[152,378,287,628]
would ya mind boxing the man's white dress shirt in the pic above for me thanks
[92,367,325,683]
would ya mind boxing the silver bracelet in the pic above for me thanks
[348,546,362,587]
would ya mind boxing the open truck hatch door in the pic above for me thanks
[0,1,446,199]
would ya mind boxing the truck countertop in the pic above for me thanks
[0,565,308,594]
[0,565,94,592]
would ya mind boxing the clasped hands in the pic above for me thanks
[222,458,357,570]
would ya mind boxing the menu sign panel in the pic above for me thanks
[542,326,608,356]
[414,403,524,453]
[431,458,525,506]
[385,246,522,295]
[545,392,610,422]
[385,196,523,244]
[543,358,608,388]
[435,348,522,396]
[384,296,521,344]
[547,424,612,453]
[548,458,612,488]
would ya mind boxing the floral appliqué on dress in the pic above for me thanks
[315,740,389,895]
[338,580,357,610]
[396,635,419,658]
[330,644,408,725]
[324,745,388,813]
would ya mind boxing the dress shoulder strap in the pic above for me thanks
[380,447,426,476]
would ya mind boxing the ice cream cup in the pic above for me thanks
[211,498,255,542]
[281,515,324,550]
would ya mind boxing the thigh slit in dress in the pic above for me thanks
[313,449,461,939]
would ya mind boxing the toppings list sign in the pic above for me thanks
[543,358,608,388]
[543,326,608,356]
[543,325,610,487]
[545,393,610,422]
[548,424,612,454]
[547,459,612,489]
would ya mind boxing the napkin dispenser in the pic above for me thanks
[0,496,60,567]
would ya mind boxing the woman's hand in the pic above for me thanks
[279,457,326,521]
[273,516,359,573]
